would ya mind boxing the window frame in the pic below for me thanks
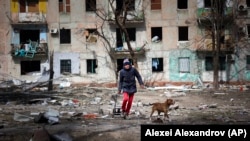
[87,59,97,74]
[86,0,96,12]
[178,26,189,41]
[177,0,188,9]
[152,58,163,72]
[59,0,71,13]
[60,28,71,44]
[60,59,72,74]
[151,0,161,10]
[151,27,162,43]
[246,55,250,70]
[85,29,98,43]
[205,56,226,71]
[178,57,190,73]
[19,0,39,13]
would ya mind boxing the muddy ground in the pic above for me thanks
[0,86,249,141]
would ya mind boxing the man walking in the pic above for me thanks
[118,58,144,119]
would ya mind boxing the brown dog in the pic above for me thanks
[149,99,175,121]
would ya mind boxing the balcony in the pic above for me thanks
[197,7,233,23]
[108,10,144,24]
[196,39,234,53]
[110,45,148,56]
[11,41,48,58]
[11,12,47,25]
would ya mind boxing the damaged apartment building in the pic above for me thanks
[0,0,250,88]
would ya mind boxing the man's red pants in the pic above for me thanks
[122,92,134,115]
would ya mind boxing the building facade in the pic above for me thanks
[0,0,249,87]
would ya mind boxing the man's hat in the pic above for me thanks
[123,58,131,66]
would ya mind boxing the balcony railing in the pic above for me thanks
[11,12,47,24]
[11,41,48,58]
[197,7,233,18]
[108,10,144,24]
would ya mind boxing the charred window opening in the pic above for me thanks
[205,56,226,71]
[151,0,161,10]
[204,0,211,8]
[86,0,96,11]
[20,0,39,13]
[116,0,135,11]
[21,60,40,75]
[178,26,188,41]
[60,28,71,44]
[60,59,71,74]
[20,30,39,44]
[87,59,97,73]
[177,0,187,9]
[179,57,190,73]
[85,29,97,43]
[151,27,162,43]
[59,0,70,13]
[152,58,163,72]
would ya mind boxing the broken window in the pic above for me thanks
[116,0,135,11]
[86,0,96,11]
[21,60,40,75]
[85,29,97,43]
[87,59,97,73]
[246,55,250,70]
[177,0,187,9]
[60,59,71,74]
[151,0,161,10]
[152,58,163,72]
[205,56,226,71]
[20,30,39,44]
[151,27,162,43]
[178,26,188,41]
[204,0,211,8]
[59,0,70,13]
[20,0,39,13]
[116,28,136,48]
[60,28,71,44]
[179,57,190,73]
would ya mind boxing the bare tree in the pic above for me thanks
[197,0,235,89]
[88,0,147,82]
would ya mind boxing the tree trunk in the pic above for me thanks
[211,28,219,90]
[48,52,54,91]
